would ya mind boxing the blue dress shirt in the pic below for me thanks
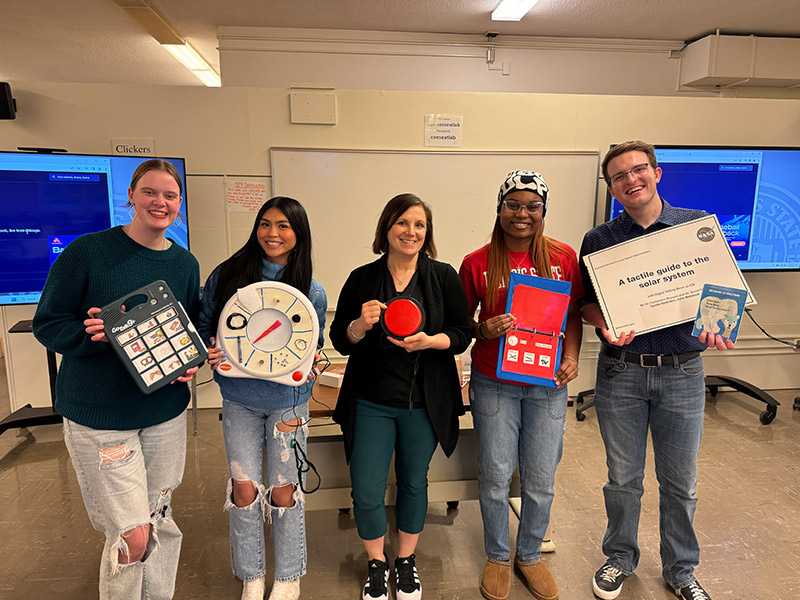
[579,199,709,355]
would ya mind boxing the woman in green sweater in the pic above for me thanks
[33,159,201,600]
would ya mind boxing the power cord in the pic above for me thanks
[744,308,798,349]
[278,350,332,494]
[306,350,337,425]
[293,437,321,493]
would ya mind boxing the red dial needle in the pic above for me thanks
[253,319,282,344]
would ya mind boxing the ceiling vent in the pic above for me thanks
[679,33,800,89]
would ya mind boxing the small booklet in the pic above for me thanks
[691,283,748,343]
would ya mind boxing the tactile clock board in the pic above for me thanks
[99,280,207,394]
[216,280,319,386]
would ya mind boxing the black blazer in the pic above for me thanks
[330,253,472,460]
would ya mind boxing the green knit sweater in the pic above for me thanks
[33,226,201,430]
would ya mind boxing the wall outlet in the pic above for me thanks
[794,339,800,350]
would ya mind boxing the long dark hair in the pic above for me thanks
[485,215,571,310]
[211,197,313,330]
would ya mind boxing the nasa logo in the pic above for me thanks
[696,227,715,242]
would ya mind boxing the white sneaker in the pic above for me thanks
[395,555,422,600]
[242,576,266,600]
[269,578,300,600]
[540,538,556,553]
[363,558,390,600]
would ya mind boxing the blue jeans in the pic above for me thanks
[469,369,567,563]
[63,411,186,600]
[594,352,706,589]
[349,398,438,540]
[222,399,308,582]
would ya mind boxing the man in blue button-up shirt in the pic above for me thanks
[579,141,732,600]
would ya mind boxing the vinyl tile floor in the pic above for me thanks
[1,358,799,599]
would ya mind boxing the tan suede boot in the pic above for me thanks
[514,558,559,600]
[480,558,512,600]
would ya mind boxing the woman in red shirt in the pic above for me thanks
[458,170,583,600]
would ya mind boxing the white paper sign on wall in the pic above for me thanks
[424,114,462,147]
[225,177,268,212]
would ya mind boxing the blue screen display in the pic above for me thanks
[606,147,800,271]
[0,152,189,305]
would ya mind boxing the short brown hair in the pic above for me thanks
[129,159,183,199]
[602,141,658,186]
[372,193,437,258]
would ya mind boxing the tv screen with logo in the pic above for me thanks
[0,151,189,306]
[605,145,800,272]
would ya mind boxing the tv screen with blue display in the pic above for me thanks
[605,146,800,272]
[0,151,189,306]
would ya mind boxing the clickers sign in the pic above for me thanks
[115,143,152,154]
[111,138,155,156]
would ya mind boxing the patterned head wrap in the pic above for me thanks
[497,170,549,214]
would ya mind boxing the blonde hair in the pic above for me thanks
[127,159,182,206]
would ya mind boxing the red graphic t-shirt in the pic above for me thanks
[458,243,584,383]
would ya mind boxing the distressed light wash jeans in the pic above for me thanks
[469,369,567,563]
[594,352,706,590]
[63,411,186,600]
[221,399,307,582]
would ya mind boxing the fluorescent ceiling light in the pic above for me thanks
[163,44,222,87]
[491,0,541,21]
[115,1,221,87]
[192,68,223,88]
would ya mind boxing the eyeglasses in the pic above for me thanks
[502,199,544,214]
[609,163,651,185]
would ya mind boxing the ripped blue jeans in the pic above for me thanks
[63,411,186,600]
[221,399,307,582]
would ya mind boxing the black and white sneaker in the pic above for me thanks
[592,562,627,600]
[395,554,422,600]
[362,558,390,600]
[676,580,712,600]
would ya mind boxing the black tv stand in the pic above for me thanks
[575,374,780,425]
[0,320,62,436]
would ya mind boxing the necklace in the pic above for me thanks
[389,268,406,285]
[388,266,415,286]
[508,250,529,272]
[122,225,168,250]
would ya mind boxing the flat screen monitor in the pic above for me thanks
[0,151,189,306]
[605,145,800,272]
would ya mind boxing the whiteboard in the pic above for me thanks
[271,148,599,307]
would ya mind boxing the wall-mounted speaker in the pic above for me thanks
[1,83,17,119]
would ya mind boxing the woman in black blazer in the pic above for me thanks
[330,193,471,600]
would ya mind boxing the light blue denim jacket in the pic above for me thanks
[197,258,327,410]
